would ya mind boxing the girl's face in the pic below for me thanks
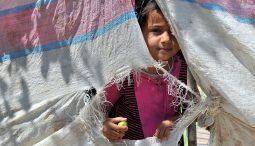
[142,10,180,62]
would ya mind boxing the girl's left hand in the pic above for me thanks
[153,120,174,141]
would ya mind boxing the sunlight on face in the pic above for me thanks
[142,10,180,62]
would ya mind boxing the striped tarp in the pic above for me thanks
[0,0,153,145]
[157,0,255,146]
[1,0,255,146]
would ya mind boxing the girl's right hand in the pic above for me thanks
[102,117,128,142]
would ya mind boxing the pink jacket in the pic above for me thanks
[105,57,185,139]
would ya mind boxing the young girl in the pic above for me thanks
[102,0,187,142]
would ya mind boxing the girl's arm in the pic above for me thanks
[153,114,179,140]
[104,82,120,105]
[103,83,128,142]
[102,117,128,142]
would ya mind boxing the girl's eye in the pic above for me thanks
[151,28,162,34]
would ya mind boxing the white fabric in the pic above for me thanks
[0,0,153,145]
[157,0,255,145]
[1,0,255,146]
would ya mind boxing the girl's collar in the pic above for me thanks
[142,56,175,76]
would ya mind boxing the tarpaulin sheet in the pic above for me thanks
[1,0,255,146]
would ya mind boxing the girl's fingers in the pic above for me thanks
[102,117,128,142]
[109,122,128,132]
[155,126,171,140]
[154,120,174,140]
[110,129,123,137]
[104,129,125,141]
[103,125,125,137]
[103,126,125,141]
[111,117,127,123]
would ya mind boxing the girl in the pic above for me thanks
[102,0,187,143]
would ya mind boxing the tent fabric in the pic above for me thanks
[0,0,153,145]
[157,0,255,145]
[1,0,255,146]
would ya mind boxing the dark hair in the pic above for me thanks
[135,0,162,28]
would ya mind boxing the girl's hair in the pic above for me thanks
[135,0,162,28]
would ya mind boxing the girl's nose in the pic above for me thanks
[161,31,170,43]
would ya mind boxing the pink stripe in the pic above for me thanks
[197,0,255,18]
[0,0,134,54]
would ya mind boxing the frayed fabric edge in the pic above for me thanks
[76,63,207,145]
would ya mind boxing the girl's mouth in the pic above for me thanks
[159,48,171,51]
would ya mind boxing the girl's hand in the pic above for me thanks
[154,120,174,141]
[102,117,128,142]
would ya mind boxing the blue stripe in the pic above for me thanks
[179,0,255,24]
[0,0,57,17]
[35,0,57,7]
[0,11,136,62]
[0,3,35,17]
[200,3,225,11]
[235,16,255,24]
